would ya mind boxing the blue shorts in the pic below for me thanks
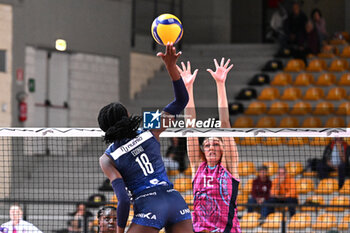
[132,185,192,229]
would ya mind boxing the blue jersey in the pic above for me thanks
[105,130,172,196]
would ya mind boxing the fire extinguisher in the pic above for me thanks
[19,101,27,122]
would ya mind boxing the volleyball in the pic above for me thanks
[151,13,183,45]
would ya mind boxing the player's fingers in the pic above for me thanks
[224,59,231,68]
[193,69,199,77]
[181,62,186,71]
[226,64,234,73]
[156,52,164,57]
[166,42,171,54]
[176,65,182,73]
[207,69,214,76]
[187,61,191,72]
[220,57,225,67]
[175,51,182,57]
[214,59,219,69]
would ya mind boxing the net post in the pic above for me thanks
[281,207,286,233]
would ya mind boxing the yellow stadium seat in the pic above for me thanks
[312,213,337,230]
[338,214,350,231]
[315,178,338,194]
[325,117,346,128]
[296,178,314,194]
[238,161,256,176]
[284,59,305,72]
[302,117,322,128]
[328,196,350,211]
[303,87,324,100]
[288,213,312,229]
[244,101,267,115]
[325,87,347,100]
[312,101,334,115]
[289,101,312,115]
[263,161,279,176]
[261,137,285,146]
[236,192,249,211]
[315,73,337,86]
[256,116,277,128]
[293,73,314,86]
[173,177,192,193]
[241,179,254,195]
[309,137,331,146]
[280,87,302,100]
[285,162,303,176]
[301,195,325,211]
[279,116,299,128]
[271,73,292,86]
[306,59,327,72]
[267,101,289,115]
[337,73,350,85]
[340,45,350,58]
[257,87,280,100]
[285,137,308,145]
[232,116,254,128]
[339,179,350,194]
[328,59,349,72]
[239,137,261,146]
[240,212,261,229]
[261,212,283,229]
[183,166,192,176]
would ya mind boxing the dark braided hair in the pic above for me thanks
[97,206,117,232]
[98,102,142,143]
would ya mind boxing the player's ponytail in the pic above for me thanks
[98,102,142,143]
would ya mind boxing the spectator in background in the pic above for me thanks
[165,137,187,172]
[317,138,350,189]
[1,204,43,233]
[68,203,93,233]
[97,206,117,233]
[264,167,298,217]
[311,8,328,46]
[286,2,308,47]
[248,166,272,218]
[266,3,288,48]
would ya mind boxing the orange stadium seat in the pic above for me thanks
[173,177,192,193]
[338,214,350,231]
[312,213,337,230]
[296,178,315,194]
[338,73,350,85]
[285,137,308,145]
[340,45,350,58]
[241,178,254,195]
[261,212,283,229]
[257,87,280,100]
[280,87,302,100]
[309,137,331,146]
[339,179,350,195]
[279,116,299,128]
[238,161,256,176]
[263,161,279,176]
[183,166,192,176]
[303,87,325,100]
[232,116,254,128]
[325,117,346,128]
[183,194,193,211]
[244,101,267,115]
[328,59,349,72]
[267,101,289,115]
[312,101,334,115]
[289,101,312,115]
[325,87,347,100]
[328,196,350,212]
[293,73,314,86]
[256,116,277,128]
[236,192,248,212]
[240,212,261,229]
[284,59,305,72]
[315,178,338,194]
[288,213,312,229]
[318,44,338,58]
[271,73,292,86]
[167,169,180,176]
[303,170,317,177]
[110,194,118,208]
[239,137,261,146]
[301,195,325,211]
[315,73,337,86]
[302,116,322,128]
[285,162,303,176]
[261,137,285,146]
[306,59,327,72]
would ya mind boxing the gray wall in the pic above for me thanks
[0,0,131,126]
[346,0,350,33]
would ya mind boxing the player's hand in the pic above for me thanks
[176,61,198,88]
[207,58,233,84]
[157,42,182,68]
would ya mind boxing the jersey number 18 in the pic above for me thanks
[135,153,154,176]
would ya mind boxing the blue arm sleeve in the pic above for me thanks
[163,78,189,115]
[111,178,130,228]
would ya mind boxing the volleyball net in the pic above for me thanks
[0,128,349,233]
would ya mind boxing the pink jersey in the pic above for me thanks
[192,162,241,233]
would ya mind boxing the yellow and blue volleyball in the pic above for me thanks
[151,13,183,46]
